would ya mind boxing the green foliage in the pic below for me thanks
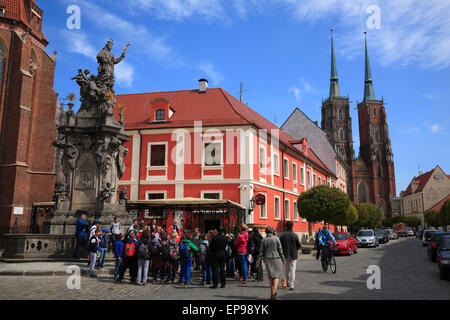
[391,216,405,225]
[382,217,394,228]
[345,204,359,226]
[297,185,351,226]
[425,210,440,228]
[354,203,384,229]
[439,200,450,227]
[403,216,421,228]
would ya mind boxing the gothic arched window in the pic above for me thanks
[339,129,344,141]
[379,184,383,196]
[338,109,343,120]
[358,181,369,203]
[377,164,382,178]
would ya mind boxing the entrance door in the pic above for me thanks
[204,220,221,233]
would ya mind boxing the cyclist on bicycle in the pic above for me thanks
[317,225,337,268]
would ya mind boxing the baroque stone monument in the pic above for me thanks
[43,39,132,235]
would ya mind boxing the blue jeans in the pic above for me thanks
[97,248,107,268]
[321,244,330,265]
[114,258,123,280]
[226,257,235,276]
[237,254,248,281]
[179,258,192,284]
[201,260,212,283]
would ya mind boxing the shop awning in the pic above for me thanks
[127,197,246,211]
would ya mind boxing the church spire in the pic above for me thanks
[329,28,341,98]
[364,32,376,101]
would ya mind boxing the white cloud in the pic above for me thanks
[279,0,450,70]
[62,30,96,60]
[290,78,315,102]
[198,62,224,85]
[430,124,441,134]
[115,62,135,88]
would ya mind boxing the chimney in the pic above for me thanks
[198,78,208,94]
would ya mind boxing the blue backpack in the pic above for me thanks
[179,242,190,259]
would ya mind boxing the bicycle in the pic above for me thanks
[321,243,338,274]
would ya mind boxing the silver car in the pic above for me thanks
[384,229,398,240]
[356,229,379,248]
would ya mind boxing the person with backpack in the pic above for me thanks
[117,232,138,283]
[72,212,89,260]
[199,234,211,286]
[234,224,249,284]
[167,231,180,283]
[209,227,227,289]
[247,230,256,279]
[96,229,110,269]
[88,228,102,278]
[136,230,151,286]
[126,219,138,240]
[149,233,161,283]
[178,231,198,285]
[156,232,171,283]
[225,233,236,278]
[87,220,101,266]
[114,234,125,281]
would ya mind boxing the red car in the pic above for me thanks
[332,232,358,255]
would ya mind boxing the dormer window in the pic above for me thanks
[155,109,165,121]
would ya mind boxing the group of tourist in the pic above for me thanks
[73,212,301,300]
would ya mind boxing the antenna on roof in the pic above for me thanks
[239,82,252,102]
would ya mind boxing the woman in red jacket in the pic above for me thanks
[234,224,249,284]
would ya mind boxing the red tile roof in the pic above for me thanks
[427,195,450,213]
[116,87,336,178]
[402,169,434,196]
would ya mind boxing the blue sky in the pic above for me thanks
[40,0,450,194]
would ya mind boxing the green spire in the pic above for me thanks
[329,28,341,98]
[364,32,376,101]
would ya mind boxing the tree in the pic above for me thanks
[425,210,440,228]
[354,203,384,229]
[297,185,352,226]
[403,216,421,228]
[382,217,394,228]
[439,200,450,231]
[345,204,359,226]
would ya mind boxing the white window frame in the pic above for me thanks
[259,145,266,172]
[313,174,317,187]
[274,196,281,220]
[201,190,223,200]
[259,193,267,220]
[307,171,311,188]
[273,152,280,176]
[145,190,167,200]
[293,200,299,222]
[147,142,168,169]
[292,162,298,184]
[284,199,290,221]
[283,158,289,180]
[318,176,322,185]
[300,166,305,185]
[202,140,223,168]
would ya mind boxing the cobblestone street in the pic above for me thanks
[0,237,448,300]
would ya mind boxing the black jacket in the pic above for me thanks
[279,230,301,260]
[209,233,227,261]
[252,230,263,256]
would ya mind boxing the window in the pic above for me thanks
[293,163,297,183]
[373,108,377,118]
[155,109,165,121]
[339,129,344,140]
[147,192,165,200]
[203,142,222,166]
[274,197,280,220]
[260,195,267,219]
[293,201,299,221]
[149,144,167,167]
[300,167,305,185]
[259,146,266,171]
[378,185,383,196]
[312,174,317,186]
[338,109,343,121]
[377,164,382,178]
[284,199,290,221]
[318,176,322,185]
[273,153,280,176]
[283,158,289,179]
[307,171,311,188]
[202,192,221,200]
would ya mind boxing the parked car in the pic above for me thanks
[423,230,439,247]
[375,229,389,244]
[407,230,415,237]
[384,229,398,240]
[333,232,358,255]
[427,232,450,262]
[437,235,450,280]
[356,229,378,248]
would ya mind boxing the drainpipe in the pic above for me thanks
[281,149,286,232]
[138,130,143,200]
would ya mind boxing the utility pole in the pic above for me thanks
[239,82,251,102]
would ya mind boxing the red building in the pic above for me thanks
[117,80,338,236]
[0,0,58,237]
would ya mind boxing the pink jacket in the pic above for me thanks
[235,231,248,254]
